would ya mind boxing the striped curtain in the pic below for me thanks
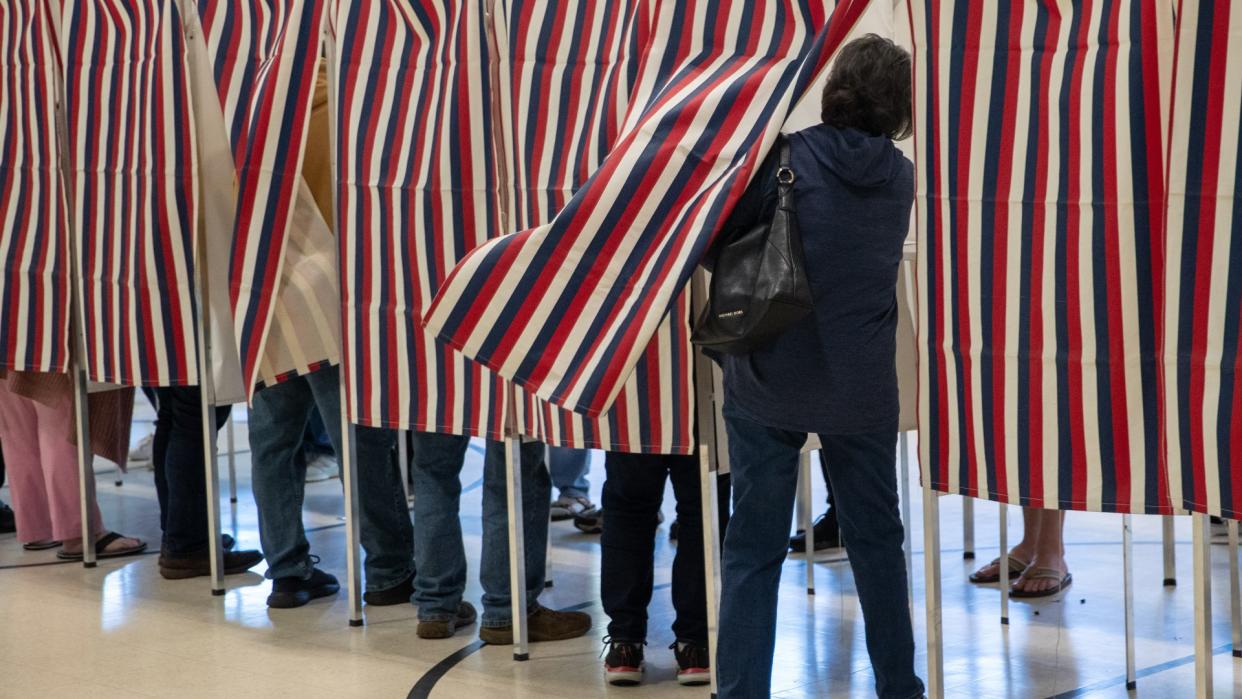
[62,0,201,387]
[499,0,694,453]
[0,1,69,374]
[424,0,874,419]
[1164,0,1242,519]
[912,0,1175,513]
[204,0,327,396]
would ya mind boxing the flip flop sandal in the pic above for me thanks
[23,540,63,551]
[968,555,1027,583]
[1010,568,1073,598]
[57,532,148,561]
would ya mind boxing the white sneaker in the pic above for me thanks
[550,495,595,522]
[128,432,154,466]
[305,454,340,483]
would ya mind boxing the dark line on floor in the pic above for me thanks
[1047,643,1234,698]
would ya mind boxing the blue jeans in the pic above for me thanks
[249,365,415,592]
[718,411,923,699]
[548,446,590,499]
[410,432,550,626]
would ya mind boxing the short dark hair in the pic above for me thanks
[820,34,912,140]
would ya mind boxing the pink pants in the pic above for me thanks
[0,379,103,543]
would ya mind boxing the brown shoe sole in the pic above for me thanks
[479,618,591,645]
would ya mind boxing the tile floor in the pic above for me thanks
[1,407,1239,698]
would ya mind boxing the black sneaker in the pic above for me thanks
[0,501,15,534]
[671,641,710,686]
[789,511,842,552]
[364,571,415,606]
[267,564,340,608]
[604,639,645,686]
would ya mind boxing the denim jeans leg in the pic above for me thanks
[666,453,707,643]
[820,432,924,699]
[154,386,230,555]
[717,411,803,699]
[410,431,470,621]
[304,366,415,593]
[548,446,590,498]
[600,451,666,642]
[249,377,315,580]
[479,439,550,627]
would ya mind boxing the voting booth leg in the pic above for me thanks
[226,416,237,504]
[1123,514,1136,689]
[923,488,944,699]
[799,452,815,595]
[1230,520,1241,659]
[899,433,914,610]
[962,497,975,560]
[1192,513,1213,698]
[998,503,1009,626]
[699,448,722,698]
[71,363,96,569]
[504,436,530,660]
[1163,515,1177,587]
[338,401,364,627]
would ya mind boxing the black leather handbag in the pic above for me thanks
[692,139,813,355]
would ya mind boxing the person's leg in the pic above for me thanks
[820,431,924,699]
[410,431,470,622]
[716,413,804,699]
[0,383,56,543]
[305,366,415,593]
[155,386,230,555]
[151,390,173,535]
[599,451,668,643]
[31,397,104,543]
[479,439,551,626]
[249,376,316,580]
[665,454,707,645]
[1012,509,1069,594]
[548,447,593,520]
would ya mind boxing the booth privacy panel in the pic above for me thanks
[0,1,70,375]
[1163,0,1242,520]
[912,0,1174,513]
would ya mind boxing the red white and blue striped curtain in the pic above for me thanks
[498,0,694,453]
[203,0,327,396]
[424,0,874,419]
[332,0,510,437]
[0,1,69,374]
[911,0,1175,513]
[1164,0,1242,519]
[62,0,201,387]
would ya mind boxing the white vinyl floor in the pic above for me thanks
[1,404,1240,698]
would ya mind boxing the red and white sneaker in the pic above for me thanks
[604,639,645,686]
[672,641,710,686]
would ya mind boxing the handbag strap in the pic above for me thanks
[775,139,796,209]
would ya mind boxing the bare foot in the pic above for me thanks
[970,547,1032,580]
[1011,553,1069,594]
[60,533,144,556]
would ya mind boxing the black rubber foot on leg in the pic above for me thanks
[1233,649,1241,658]
[513,652,529,662]
[230,498,238,504]
[349,618,364,627]
[1126,680,1137,690]
[544,580,554,588]
[212,588,225,597]
[1001,617,1009,625]
[115,481,123,487]
[84,561,97,569]
[1163,578,1177,587]
[964,551,976,560]
[808,588,816,595]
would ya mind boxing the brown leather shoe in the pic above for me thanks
[417,602,478,639]
[159,549,264,580]
[478,604,592,645]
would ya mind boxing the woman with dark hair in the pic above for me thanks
[714,35,924,698]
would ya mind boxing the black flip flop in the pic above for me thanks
[23,540,62,551]
[1010,568,1073,598]
[968,555,1027,584]
[57,532,147,561]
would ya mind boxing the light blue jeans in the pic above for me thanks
[410,432,550,626]
[548,446,590,499]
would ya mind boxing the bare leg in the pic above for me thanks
[1012,510,1068,593]
[971,506,1041,579]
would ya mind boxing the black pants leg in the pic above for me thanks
[152,386,229,555]
[600,452,664,642]
[666,454,707,643]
